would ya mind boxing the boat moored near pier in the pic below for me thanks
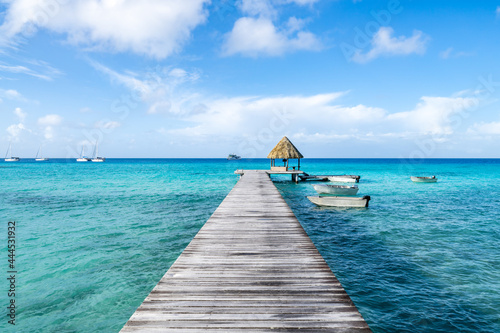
[411,176,437,183]
[313,184,359,196]
[328,175,361,183]
[308,195,371,208]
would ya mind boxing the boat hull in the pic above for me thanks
[313,184,359,196]
[307,195,370,208]
[411,176,437,183]
[35,158,49,161]
[299,175,329,181]
[5,157,20,162]
[328,175,360,183]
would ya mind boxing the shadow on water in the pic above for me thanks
[275,181,498,333]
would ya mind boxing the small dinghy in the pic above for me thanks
[307,195,371,208]
[328,175,360,183]
[313,184,359,196]
[411,176,437,183]
[299,174,330,181]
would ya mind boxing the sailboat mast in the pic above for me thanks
[6,142,11,158]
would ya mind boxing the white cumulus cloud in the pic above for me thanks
[222,0,321,57]
[167,92,386,150]
[222,16,321,57]
[6,123,26,140]
[38,114,62,126]
[468,121,500,135]
[352,27,429,63]
[14,107,26,121]
[161,90,481,158]
[0,0,210,59]
[6,107,29,141]
[37,114,62,140]
[388,96,477,135]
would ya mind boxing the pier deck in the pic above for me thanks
[121,170,370,332]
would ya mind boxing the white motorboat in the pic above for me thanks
[76,146,91,162]
[328,175,360,183]
[307,195,371,208]
[299,175,329,181]
[227,154,241,160]
[35,145,49,161]
[91,141,105,162]
[4,143,20,162]
[313,184,359,196]
[411,176,437,183]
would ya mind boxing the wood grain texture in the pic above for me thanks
[121,170,371,332]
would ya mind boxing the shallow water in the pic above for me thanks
[1,158,499,332]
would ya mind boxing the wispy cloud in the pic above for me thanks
[95,120,121,130]
[496,6,500,18]
[90,61,201,115]
[0,60,61,81]
[0,0,210,59]
[439,47,474,59]
[352,27,429,63]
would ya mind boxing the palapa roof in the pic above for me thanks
[267,136,304,159]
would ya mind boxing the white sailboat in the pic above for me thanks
[35,145,49,161]
[91,141,105,162]
[4,143,20,162]
[76,146,91,162]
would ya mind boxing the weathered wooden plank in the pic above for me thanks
[122,328,371,333]
[121,170,370,332]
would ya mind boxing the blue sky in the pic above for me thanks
[1,0,500,158]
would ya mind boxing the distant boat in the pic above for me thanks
[328,175,360,183]
[411,176,437,183]
[307,195,371,208]
[313,184,359,196]
[35,145,49,161]
[91,141,105,162]
[76,146,91,162]
[227,154,241,160]
[4,143,20,162]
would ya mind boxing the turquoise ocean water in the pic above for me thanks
[0,158,499,332]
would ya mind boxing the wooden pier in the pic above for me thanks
[121,170,370,332]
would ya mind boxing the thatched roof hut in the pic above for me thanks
[268,136,303,171]
[267,136,304,159]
